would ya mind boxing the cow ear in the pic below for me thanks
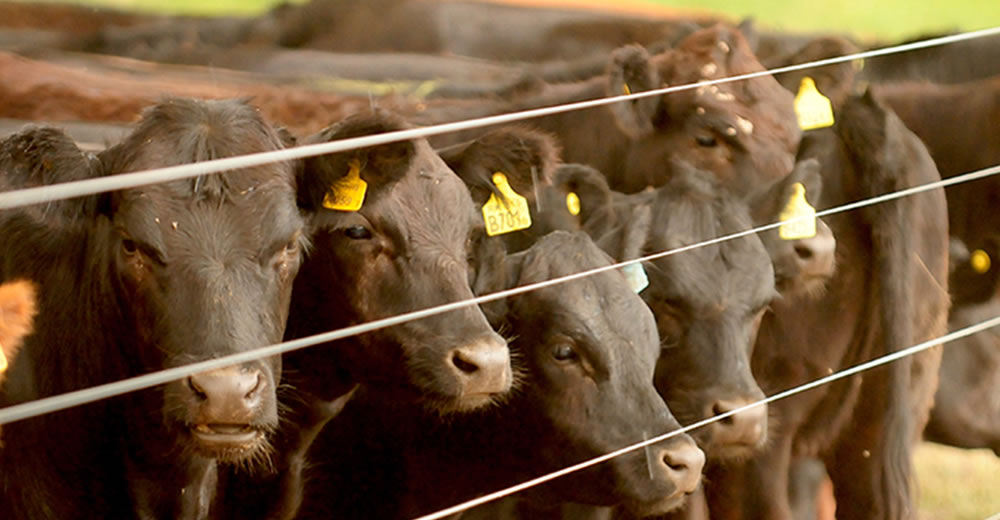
[606,44,663,138]
[736,18,759,52]
[749,158,822,224]
[297,110,416,212]
[467,230,516,327]
[620,203,653,262]
[2,126,104,224]
[439,126,561,208]
[552,164,614,229]
[0,279,37,374]
[765,36,860,110]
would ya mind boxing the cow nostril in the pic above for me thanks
[451,351,480,374]
[795,244,814,260]
[187,376,207,399]
[244,373,263,401]
[712,402,735,425]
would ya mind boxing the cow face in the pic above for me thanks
[606,24,801,195]
[624,167,776,460]
[289,110,511,414]
[99,98,304,464]
[503,232,704,517]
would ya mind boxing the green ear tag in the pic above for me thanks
[322,159,367,212]
[482,172,532,236]
[794,77,835,131]
[779,183,817,240]
[566,192,581,216]
[971,249,992,274]
[623,263,649,294]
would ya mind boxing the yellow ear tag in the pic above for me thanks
[971,249,991,274]
[0,346,7,374]
[322,159,367,212]
[566,192,581,216]
[779,183,817,240]
[794,77,835,131]
[482,172,532,236]
[623,82,631,96]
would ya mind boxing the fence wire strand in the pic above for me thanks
[0,26,998,210]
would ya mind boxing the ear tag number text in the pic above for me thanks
[323,159,367,212]
[482,172,532,236]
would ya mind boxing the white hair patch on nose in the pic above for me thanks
[700,63,718,77]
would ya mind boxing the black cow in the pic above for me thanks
[216,110,516,519]
[0,97,306,518]
[295,231,704,520]
[922,237,1000,456]
[705,91,949,520]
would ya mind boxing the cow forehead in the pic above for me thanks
[652,238,774,311]
[116,176,302,257]
[645,195,776,311]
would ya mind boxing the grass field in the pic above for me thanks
[915,442,1000,520]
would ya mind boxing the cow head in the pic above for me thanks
[289,110,512,414]
[477,231,704,516]
[605,24,801,195]
[98,98,305,463]
[606,164,776,460]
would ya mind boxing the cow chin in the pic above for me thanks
[622,493,689,519]
[421,390,505,416]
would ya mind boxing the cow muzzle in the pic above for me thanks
[181,364,275,460]
[441,334,512,411]
[702,398,768,457]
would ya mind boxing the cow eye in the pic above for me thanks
[552,343,578,362]
[122,238,138,255]
[696,135,718,147]
[283,237,300,255]
[344,225,372,240]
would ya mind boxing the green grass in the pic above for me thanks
[641,0,1000,41]
[914,442,1000,520]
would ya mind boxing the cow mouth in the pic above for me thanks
[190,423,264,453]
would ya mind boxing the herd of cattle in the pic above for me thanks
[0,1,997,519]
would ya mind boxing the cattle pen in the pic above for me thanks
[0,1,999,519]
